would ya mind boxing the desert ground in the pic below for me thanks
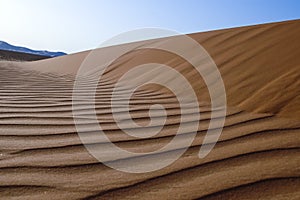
[0,20,299,199]
[0,50,50,61]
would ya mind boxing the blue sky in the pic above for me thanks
[0,0,299,53]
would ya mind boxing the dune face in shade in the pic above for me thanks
[0,19,299,199]
[0,49,51,61]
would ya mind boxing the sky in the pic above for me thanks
[0,0,299,53]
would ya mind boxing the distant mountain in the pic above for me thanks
[0,41,66,57]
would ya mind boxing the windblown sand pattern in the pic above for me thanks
[0,20,299,199]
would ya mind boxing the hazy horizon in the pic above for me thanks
[1,0,299,53]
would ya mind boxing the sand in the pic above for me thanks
[0,50,50,61]
[0,19,299,199]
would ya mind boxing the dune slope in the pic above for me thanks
[0,20,299,199]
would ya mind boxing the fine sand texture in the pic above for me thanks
[0,19,299,199]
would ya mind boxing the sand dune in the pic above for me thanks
[0,20,299,199]
[0,50,50,62]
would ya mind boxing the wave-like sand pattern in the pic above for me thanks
[0,20,299,199]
